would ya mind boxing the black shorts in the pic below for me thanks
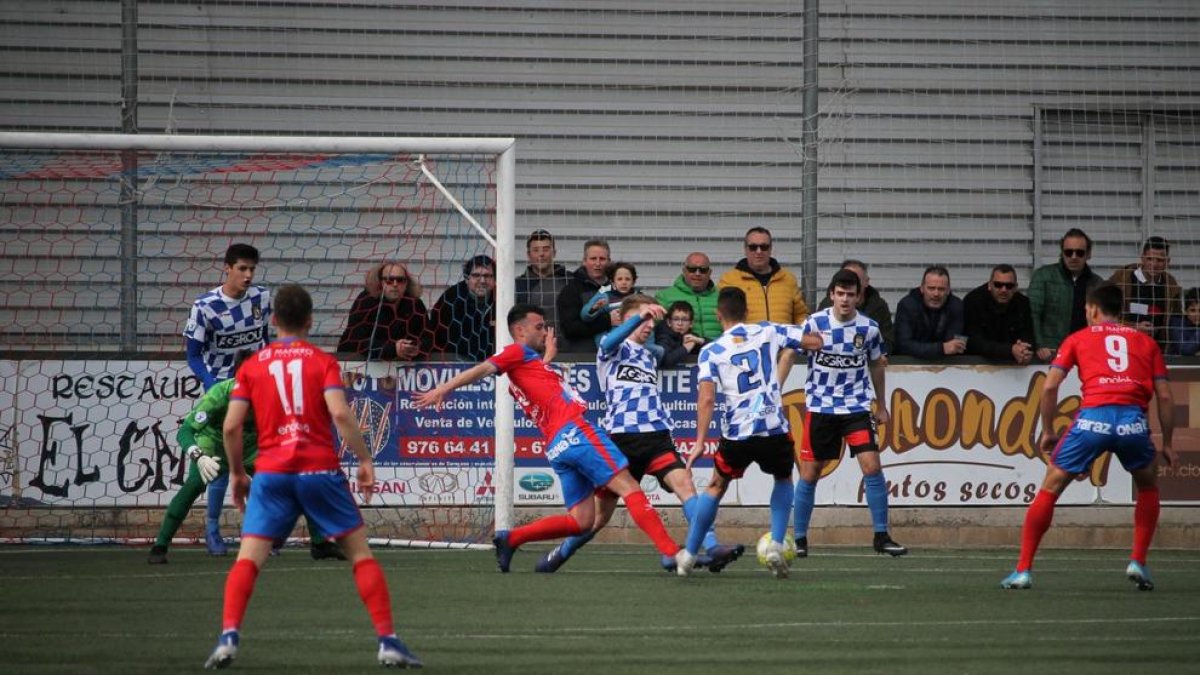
[610,430,686,492]
[801,410,878,462]
[714,433,794,481]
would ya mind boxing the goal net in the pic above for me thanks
[0,132,516,549]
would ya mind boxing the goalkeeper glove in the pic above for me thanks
[188,446,223,484]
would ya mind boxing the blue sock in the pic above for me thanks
[769,478,794,544]
[682,495,720,550]
[685,493,721,555]
[559,529,596,559]
[793,479,817,540]
[206,474,229,532]
[863,472,890,534]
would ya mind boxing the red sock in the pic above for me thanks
[623,490,679,557]
[221,558,260,632]
[1017,489,1059,572]
[1132,486,1160,566]
[353,558,395,637]
[509,514,583,549]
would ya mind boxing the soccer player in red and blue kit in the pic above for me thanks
[414,303,686,573]
[205,284,421,669]
[1002,283,1177,591]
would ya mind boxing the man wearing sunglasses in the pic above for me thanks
[654,252,722,340]
[717,227,809,325]
[963,264,1035,365]
[1028,228,1103,361]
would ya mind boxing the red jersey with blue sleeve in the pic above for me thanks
[1051,322,1167,410]
[487,342,587,438]
[231,337,344,473]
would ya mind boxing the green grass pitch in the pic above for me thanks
[2,545,1197,674]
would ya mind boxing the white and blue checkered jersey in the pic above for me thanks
[183,285,271,381]
[597,339,673,434]
[801,308,884,414]
[697,321,805,440]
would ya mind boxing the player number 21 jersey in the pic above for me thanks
[697,321,805,440]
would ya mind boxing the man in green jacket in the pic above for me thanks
[1028,228,1103,361]
[148,362,342,564]
[655,252,721,341]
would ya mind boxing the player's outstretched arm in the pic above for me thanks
[326,387,376,505]
[688,380,717,470]
[1153,378,1177,466]
[222,399,253,510]
[413,361,500,411]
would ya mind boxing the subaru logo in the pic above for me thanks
[519,472,555,492]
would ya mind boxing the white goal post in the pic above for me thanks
[0,131,517,544]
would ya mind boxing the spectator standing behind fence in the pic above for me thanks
[183,243,272,557]
[1028,228,1102,361]
[337,261,428,361]
[1109,236,1181,350]
[717,227,809,324]
[556,238,613,353]
[817,259,894,351]
[1167,288,1200,356]
[654,300,706,368]
[655,252,721,340]
[963,264,1035,365]
[431,254,496,361]
[893,265,965,359]
[515,229,573,332]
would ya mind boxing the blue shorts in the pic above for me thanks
[241,471,364,541]
[546,420,629,509]
[1052,406,1156,475]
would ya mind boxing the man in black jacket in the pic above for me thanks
[555,238,612,354]
[431,254,496,361]
[963,264,1035,365]
[894,265,965,360]
[515,229,573,332]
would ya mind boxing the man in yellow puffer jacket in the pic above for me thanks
[717,227,809,325]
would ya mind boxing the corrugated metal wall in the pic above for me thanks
[1,0,1198,348]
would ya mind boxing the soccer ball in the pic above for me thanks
[755,532,797,566]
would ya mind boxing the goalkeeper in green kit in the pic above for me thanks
[148,355,344,564]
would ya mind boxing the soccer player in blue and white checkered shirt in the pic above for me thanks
[794,269,907,558]
[681,286,807,578]
[183,243,271,555]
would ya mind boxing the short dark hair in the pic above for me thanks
[717,286,748,323]
[922,265,950,283]
[274,284,312,331]
[991,263,1017,278]
[1061,228,1093,253]
[462,254,496,278]
[841,259,868,272]
[1185,287,1200,308]
[526,229,554,248]
[507,303,543,329]
[1086,282,1123,318]
[667,300,694,319]
[224,243,259,266]
[1143,236,1170,255]
[828,268,861,294]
